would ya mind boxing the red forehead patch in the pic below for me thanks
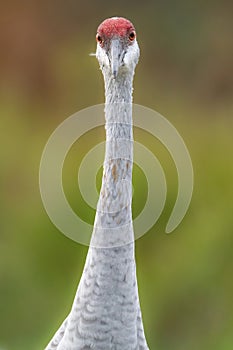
[97,17,135,38]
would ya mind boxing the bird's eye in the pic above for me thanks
[96,34,103,45]
[129,31,136,41]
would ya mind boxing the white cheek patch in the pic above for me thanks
[96,45,110,68]
[124,41,140,69]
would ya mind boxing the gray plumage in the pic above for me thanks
[45,17,149,350]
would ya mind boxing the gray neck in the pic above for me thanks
[91,70,135,248]
[104,69,133,104]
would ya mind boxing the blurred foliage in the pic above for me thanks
[0,1,233,349]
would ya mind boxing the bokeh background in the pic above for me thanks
[1,1,233,349]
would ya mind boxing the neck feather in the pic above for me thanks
[91,70,135,248]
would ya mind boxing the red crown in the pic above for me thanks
[97,17,135,38]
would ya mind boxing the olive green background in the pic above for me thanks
[1,1,233,349]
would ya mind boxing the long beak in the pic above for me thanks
[110,39,122,79]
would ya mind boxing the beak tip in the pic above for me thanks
[112,70,118,79]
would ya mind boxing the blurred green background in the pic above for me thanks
[1,1,233,349]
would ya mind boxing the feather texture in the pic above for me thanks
[45,17,149,350]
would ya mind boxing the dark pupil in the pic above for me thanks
[98,35,102,42]
[130,32,135,38]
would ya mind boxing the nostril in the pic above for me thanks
[121,51,126,63]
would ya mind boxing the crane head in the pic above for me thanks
[96,17,140,79]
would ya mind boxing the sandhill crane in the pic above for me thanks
[45,17,149,350]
